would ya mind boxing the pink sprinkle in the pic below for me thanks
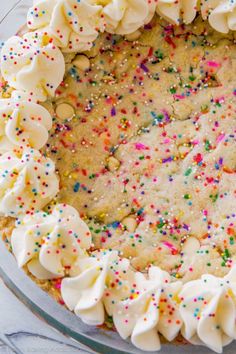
[163,138,171,144]
[135,143,148,150]
[215,96,225,104]
[163,241,177,253]
[173,94,185,100]
[207,61,220,68]
[216,133,225,144]
[54,280,62,289]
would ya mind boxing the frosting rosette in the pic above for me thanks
[27,0,102,52]
[201,0,220,19]
[203,0,236,33]
[156,0,198,25]
[0,97,52,152]
[179,266,236,353]
[0,32,65,101]
[27,0,156,50]
[11,90,40,103]
[113,267,183,351]
[11,204,91,280]
[61,250,132,325]
[0,148,59,217]
[100,0,154,35]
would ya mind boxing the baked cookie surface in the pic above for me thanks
[40,15,236,282]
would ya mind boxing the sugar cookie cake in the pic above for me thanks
[0,1,236,352]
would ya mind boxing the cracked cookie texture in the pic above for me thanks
[41,15,236,282]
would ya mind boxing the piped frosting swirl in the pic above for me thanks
[27,0,102,52]
[179,267,236,353]
[61,250,132,325]
[0,148,58,217]
[0,97,52,152]
[156,0,198,25]
[1,32,65,101]
[11,203,91,279]
[113,267,182,351]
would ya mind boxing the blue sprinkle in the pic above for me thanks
[73,182,80,192]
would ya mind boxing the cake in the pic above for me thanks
[0,0,236,352]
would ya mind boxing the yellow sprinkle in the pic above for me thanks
[70,172,78,179]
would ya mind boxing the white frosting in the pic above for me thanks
[113,267,182,352]
[156,0,198,25]
[0,98,52,152]
[0,32,65,101]
[27,0,236,38]
[200,0,236,33]
[0,148,59,217]
[11,204,91,279]
[179,266,236,353]
[11,90,39,103]
[201,0,222,19]
[101,0,154,35]
[27,0,102,52]
[27,0,155,50]
[208,1,236,33]
[61,250,132,325]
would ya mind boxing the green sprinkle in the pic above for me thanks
[184,167,192,176]
[210,193,219,203]
[189,75,196,81]
[205,140,211,151]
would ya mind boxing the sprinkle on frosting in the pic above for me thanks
[27,0,157,51]
[0,32,65,101]
[11,203,92,279]
[0,148,59,217]
[113,266,182,351]
[156,0,198,25]
[61,250,132,325]
[27,0,103,52]
[0,96,52,152]
[179,266,236,353]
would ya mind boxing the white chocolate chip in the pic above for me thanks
[122,216,137,232]
[125,30,141,41]
[107,156,120,172]
[182,237,200,256]
[56,103,75,120]
[73,55,90,71]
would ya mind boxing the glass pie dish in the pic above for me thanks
[0,2,235,354]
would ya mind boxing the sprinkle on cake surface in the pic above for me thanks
[40,15,236,282]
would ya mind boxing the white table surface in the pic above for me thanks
[0,280,98,354]
[0,1,97,353]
